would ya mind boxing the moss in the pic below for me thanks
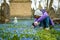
[12,34,20,40]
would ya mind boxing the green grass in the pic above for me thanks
[0,27,60,40]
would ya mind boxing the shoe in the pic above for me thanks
[45,27,49,30]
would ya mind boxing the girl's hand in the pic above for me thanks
[34,22,39,26]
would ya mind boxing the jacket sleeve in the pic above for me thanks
[36,12,48,22]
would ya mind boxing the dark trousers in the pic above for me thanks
[39,16,50,28]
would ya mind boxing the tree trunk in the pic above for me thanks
[47,0,53,12]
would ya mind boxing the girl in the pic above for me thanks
[32,9,54,30]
